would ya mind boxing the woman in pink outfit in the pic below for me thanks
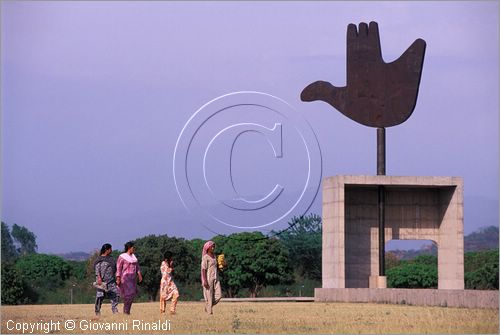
[201,240,221,314]
[116,241,143,314]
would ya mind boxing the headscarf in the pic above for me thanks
[202,240,215,258]
[119,252,138,263]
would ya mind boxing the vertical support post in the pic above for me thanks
[377,128,386,175]
[378,185,385,276]
[377,127,386,276]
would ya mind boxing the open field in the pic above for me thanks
[1,301,498,334]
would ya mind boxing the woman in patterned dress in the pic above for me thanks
[116,241,142,315]
[94,243,119,315]
[159,251,179,314]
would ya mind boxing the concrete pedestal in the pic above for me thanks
[320,175,464,291]
[315,288,498,309]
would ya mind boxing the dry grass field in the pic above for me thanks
[1,301,498,334]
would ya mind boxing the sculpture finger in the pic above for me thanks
[368,21,383,60]
[347,23,358,40]
[347,22,382,62]
[358,22,369,37]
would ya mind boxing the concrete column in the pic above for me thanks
[322,177,345,288]
[437,182,464,289]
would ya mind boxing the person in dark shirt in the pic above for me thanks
[94,243,119,315]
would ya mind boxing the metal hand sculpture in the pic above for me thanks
[301,21,426,128]
[301,22,427,277]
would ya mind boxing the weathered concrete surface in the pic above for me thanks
[369,275,387,289]
[315,288,499,309]
[322,175,464,290]
[221,297,314,302]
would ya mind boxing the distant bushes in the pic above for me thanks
[2,220,498,306]
[1,253,92,305]
[464,249,499,290]
[387,250,499,290]
[387,255,438,288]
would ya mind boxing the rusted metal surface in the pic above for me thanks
[301,21,426,128]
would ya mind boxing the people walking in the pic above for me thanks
[201,240,221,314]
[94,243,120,315]
[116,241,142,314]
[159,251,179,315]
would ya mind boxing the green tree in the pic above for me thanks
[11,224,37,256]
[7,254,72,304]
[386,255,438,289]
[275,214,322,280]
[464,249,499,290]
[187,238,205,282]
[1,263,30,304]
[1,222,18,262]
[68,260,87,281]
[411,254,437,266]
[134,235,197,301]
[217,232,293,297]
[465,263,499,290]
[86,250,100,279]
[387,263,438,288]
[15,254,72,292]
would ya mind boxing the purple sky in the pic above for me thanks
[1,1,498,254]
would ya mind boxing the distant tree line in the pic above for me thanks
[1,219,498,305]
[386,250,499,290]
[2,222,87,304]
[1,215,321,304]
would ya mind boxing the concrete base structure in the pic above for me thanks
[321,175,464,291]
[315,288,499,309]
[369,275,387,289]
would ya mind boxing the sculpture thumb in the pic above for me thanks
[393,38,426,69]
[301,81,346,112]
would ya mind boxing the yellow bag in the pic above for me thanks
[217,254,226,270]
